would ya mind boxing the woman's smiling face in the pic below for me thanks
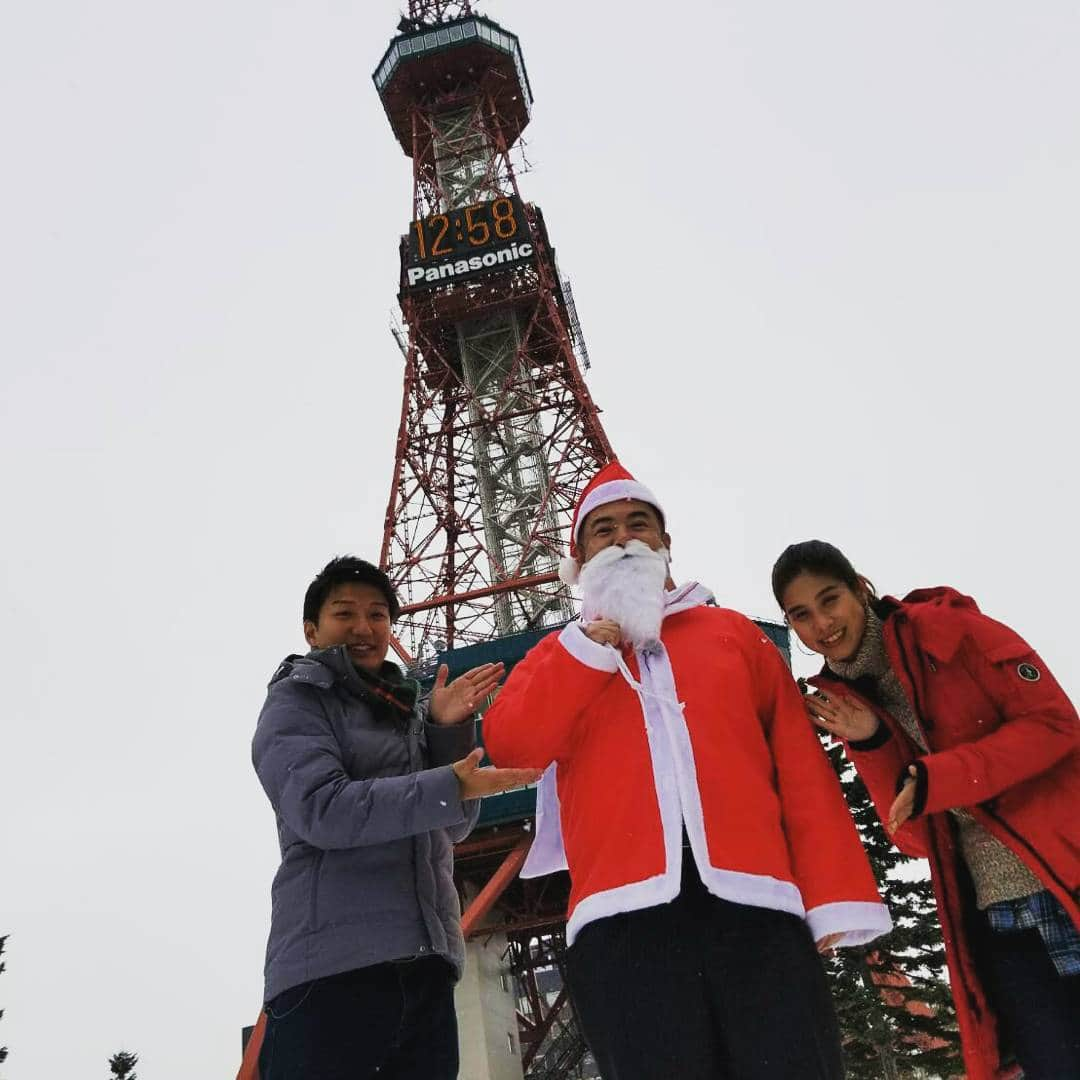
[781,571,868,663]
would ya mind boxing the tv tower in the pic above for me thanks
[374,6,616,1076]
[373,0,613,667]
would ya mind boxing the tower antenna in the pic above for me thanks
[404,1,474,28]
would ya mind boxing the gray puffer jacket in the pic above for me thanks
[252,646,479,1003]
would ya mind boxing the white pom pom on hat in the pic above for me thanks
[559,556,581,585]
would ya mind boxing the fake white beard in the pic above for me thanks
[578,540,670,651]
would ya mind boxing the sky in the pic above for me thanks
[1,1,1078,1076]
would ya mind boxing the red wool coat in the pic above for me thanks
[483,587,891,949]
[811,587,1080,1080]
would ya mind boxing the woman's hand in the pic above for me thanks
[452,748,542,799]
[804,689,880,743]
[887,766,919,834]
[429,662,504,726]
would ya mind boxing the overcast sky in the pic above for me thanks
[2,1,1078,1076]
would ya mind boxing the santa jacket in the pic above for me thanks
[810,587,1080,1080]
[483,583,891,948]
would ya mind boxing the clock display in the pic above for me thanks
[402,195,535,292]
[408,195,526,262]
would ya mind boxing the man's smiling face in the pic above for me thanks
[579,499,670,565]
[303,582,392,674]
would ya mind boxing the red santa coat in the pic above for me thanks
[810,587,1080,1080]
[483,584,891,948]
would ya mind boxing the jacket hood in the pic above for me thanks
[873,585,978,620]
[268,652,330,689]
[880,586,1026,664]
[898,586,980,613]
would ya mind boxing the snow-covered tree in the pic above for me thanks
[822,740,964,1078]
[108,1050,138,1079]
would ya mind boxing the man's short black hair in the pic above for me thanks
[302,556,401,624]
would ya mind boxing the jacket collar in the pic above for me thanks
[272,646,404,697]
[664,581,715,618]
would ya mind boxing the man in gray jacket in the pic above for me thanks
[253,556,538,1079]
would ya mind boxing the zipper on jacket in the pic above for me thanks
[926,824,983,1021]
[890,617,934,735]
[308,850,325,930]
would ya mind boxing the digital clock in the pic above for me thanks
[402,195,534,292]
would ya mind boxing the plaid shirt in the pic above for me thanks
[985,889,1080,977]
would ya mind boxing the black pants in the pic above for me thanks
[977,924,1080,1079]
[563,854,843,1080]
[257,957,459,1080]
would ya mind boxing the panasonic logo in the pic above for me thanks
[406,242,535,288]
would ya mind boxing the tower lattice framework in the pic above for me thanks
[374,3,613,665]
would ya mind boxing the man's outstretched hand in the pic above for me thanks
[816,932,844,955]
[429,662,504,726]
[452,748,541,800]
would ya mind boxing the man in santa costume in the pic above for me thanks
[482,462,892,1079]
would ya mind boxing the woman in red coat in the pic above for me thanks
[772,540,1080,1080]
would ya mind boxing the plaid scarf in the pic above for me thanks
[352,661,420,721]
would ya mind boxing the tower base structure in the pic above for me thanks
[457,934,525,1080]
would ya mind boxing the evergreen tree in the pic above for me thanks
[821,739,965,1078]
[1,934,8,1068]
[108,1050,138,1079]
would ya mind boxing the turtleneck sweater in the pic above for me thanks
[827,608,1042,909]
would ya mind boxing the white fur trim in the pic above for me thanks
[557,622,620,673]
[664,581,715,615]
[558,556,580,585]
[520,765,569,878]
[567,871,680,945]
[575,479,664,542]
[638,648,808,916]
[566,638,685,945]
[805,901,893,947]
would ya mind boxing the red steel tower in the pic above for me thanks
[373,0,613,667]
[373,6,613,1076]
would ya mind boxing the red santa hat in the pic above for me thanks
[558,461,665,585]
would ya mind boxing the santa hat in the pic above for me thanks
[558,461,664,585]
